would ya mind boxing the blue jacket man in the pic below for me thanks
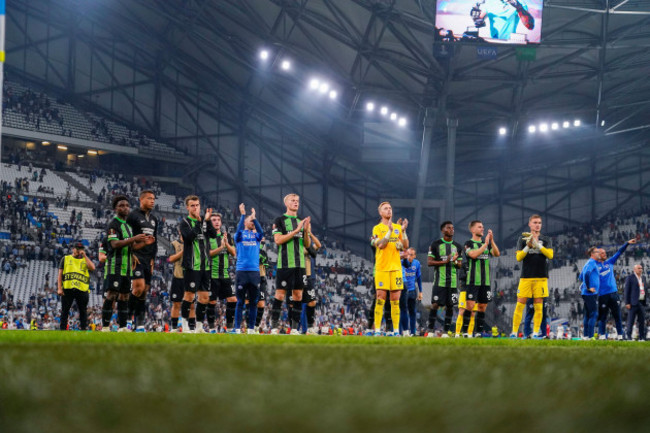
[596,239,636,339]
[578,248,601,338]
[400,248,422,336]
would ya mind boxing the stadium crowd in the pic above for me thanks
[1,159,650,338]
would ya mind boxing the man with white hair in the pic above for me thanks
[624,263,647,341]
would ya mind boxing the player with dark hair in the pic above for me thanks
[208,212,236,333]
[101,195,148,332]
[126,190,157,332]
[427,221,463,337]
[511,214,553,338]
[370,201,408,336]
[460,220,500,337]
[270,194,312,335]
[179,195,216,333]
[233,203,263,334]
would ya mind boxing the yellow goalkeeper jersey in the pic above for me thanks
[372,222,403,272]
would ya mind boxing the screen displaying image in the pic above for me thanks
[435,0,543,45]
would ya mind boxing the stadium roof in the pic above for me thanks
[11,1,650,184]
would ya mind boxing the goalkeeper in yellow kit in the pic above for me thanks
[511,214,553,339]
[370,202,409,336]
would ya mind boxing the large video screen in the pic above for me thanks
[435,1,543,45]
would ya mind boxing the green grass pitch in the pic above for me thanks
[1,331,649,433]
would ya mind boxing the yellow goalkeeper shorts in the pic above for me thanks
[516,278,549,298]
[374,270,404,291]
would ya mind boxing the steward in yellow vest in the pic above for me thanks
[58,242,96,330]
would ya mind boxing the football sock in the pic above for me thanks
[443,308,453,333]
[256,306,264,327]
[188,317,196,331]
[117,300,128,328]
[206,304,216,329]
[390,300,401,333]
[196,302,207,323]
[460,309,472,333]
[181,300,191,319]
[533,302,543,335]
[127,293,137,322]
[171,317,179,329]
[226,301,237,329]
[428,306,439,331]
[271,298,283,328]
[512,301,525,335]
[291,301,302,330]
[455,312,463,334]
[474,311,484,335]
[136,297,146,328]
[374,298,386,331]
[102,299,113,327]
[307,305,316,328]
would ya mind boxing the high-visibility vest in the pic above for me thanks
[62,255,91,292]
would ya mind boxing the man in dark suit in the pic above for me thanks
[624,264,647,341]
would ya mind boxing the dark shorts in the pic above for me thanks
[184,270,210,293]
[131,261,152,285]
[466,285,492,304]
[302,279,317,303]
[275,268,306,293]
[170,277,184,303]
[105,275,131,295]
[431,286,457,308]
[210,278,235,301]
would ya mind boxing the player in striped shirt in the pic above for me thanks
[179,195,216,333]
[458,220,500,337]
[270,194,312,334]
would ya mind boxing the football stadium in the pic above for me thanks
[1,1,650,431]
